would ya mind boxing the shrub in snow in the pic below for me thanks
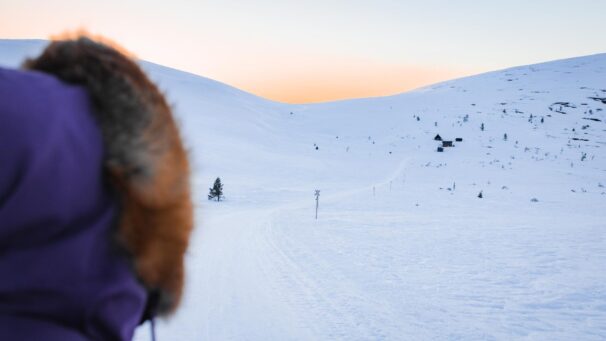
[531,198,539,202]
[208,177,224,201]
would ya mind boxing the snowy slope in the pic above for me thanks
[2,40,605,340]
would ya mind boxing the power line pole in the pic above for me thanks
[314,190,320,220]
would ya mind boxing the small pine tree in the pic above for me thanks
[208,177,224,201]
[503,133,508,141]
[481,123,485,131]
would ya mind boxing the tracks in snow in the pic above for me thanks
[238,157,413,339]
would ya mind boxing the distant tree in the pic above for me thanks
[416,116,420,122]
[208,177,224,201]
[481,123,485,131]
[503,133,508,141]
[478,190,483,198]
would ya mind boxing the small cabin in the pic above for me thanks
[437,147,444,152]
[455,137,463,142]
[442,141,453,147]
[434,134,442,141]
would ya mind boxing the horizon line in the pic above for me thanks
[2,38,604,105]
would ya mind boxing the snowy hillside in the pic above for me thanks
[2,40,605,340]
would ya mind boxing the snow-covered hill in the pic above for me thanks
[2,40,605,340]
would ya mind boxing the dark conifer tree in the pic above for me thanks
[208,177,224,201]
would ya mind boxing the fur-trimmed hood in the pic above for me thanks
[0,37,193,339]
[23,37,194,316]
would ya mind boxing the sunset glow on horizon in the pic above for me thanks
[242,61,469,103]
[1,0,604,103]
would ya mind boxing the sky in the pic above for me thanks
[1,0,604,103]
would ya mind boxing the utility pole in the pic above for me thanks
[314,190,320,219]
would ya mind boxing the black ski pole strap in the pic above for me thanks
[150,317,157,341]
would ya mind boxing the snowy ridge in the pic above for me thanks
[1,40,605,340]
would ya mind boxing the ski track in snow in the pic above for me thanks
[258,159,414,340]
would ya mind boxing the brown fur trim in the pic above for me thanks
[24,37,193,316]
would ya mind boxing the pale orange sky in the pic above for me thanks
[1,0,604,103]
[244,59,466,103]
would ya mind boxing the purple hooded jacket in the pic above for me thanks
[0,67,146,340]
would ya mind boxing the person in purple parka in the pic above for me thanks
[0,36,194,340]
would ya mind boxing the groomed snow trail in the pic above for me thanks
[143,158,414,340]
